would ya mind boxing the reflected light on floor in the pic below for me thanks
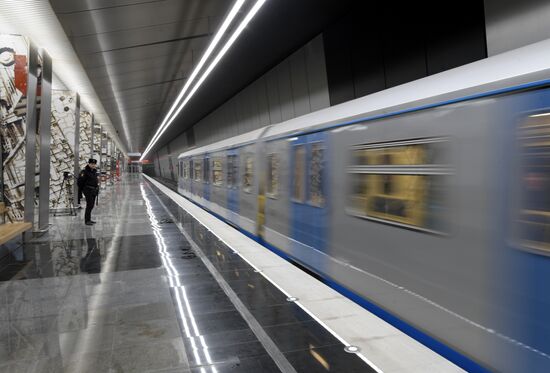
[140,183,218,373]
[309,343,330,371]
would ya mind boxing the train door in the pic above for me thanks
[227,148,240,225]
[256,142,266,240]
[290,132,329,254]
[203,154,210,204]
[189,159,194,196]
[500,90,550,370]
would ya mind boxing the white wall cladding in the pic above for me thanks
[154,34,329,178]
[485,0,550,56]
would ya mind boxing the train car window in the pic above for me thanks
[227,155,239,189]
[348,138,450,232]
[267,154,279,198]
[183,160,189,179]
[212,158,223,186]
[516,114,550,254]
[292,145,305,202]
[203,158,210,183]
[309,143,325,207]
[193,159,202,182]
[348,174,369,214]
[243,154,254,193]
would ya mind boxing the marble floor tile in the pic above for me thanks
[62,348,113,373]
[114,318,182,347]
[264,320,342,353]
[110,337,190,373]
[186,340,267,368]
[284,344,376,373]
[175,309,249,337]
[0,357,63,373]
[0,176,381,373]
[188,354,280,373]
[116,301,178,324]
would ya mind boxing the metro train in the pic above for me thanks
[177,42,550,372]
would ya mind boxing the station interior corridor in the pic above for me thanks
[0,175,372,373]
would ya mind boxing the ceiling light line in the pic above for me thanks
[140,0,267,161]
[141,0,246,160]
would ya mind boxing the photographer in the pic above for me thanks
[77,159,99,225]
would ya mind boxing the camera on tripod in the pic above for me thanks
[53,171,76,217]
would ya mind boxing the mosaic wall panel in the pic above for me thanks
[99,131,107,187]
[49,90,77,209]
[79,111,92,170]
[0,35,30,222]
[106,138,112,183]
[92,124,101,165]
[112,146,118,179]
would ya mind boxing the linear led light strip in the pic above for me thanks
[142,0,245,159]
[141,0,267,161]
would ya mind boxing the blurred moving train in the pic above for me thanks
[177,40,550,372]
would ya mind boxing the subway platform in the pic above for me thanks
[0,175,460,373]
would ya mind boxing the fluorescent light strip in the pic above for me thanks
[142,0,245,158]
[141,0,267,161]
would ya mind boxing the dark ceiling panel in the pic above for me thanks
[51,0,351,151]
[50,0,232,150]
[152,0,352,153]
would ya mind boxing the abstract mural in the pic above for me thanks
[92,123,101,164]
[49,90,77,210]
[0,35,30,222]
[79,111,92,170]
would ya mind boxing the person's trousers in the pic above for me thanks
[84,191,96,222]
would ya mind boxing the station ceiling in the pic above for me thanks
[50,0,350,153]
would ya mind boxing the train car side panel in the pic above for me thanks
[264,139,291,253]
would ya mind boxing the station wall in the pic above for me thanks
[154,35,330,180]
[484,0,550,56]
[322,1,488,105]
[152,0,550,181]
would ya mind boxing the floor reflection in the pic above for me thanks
[0,234,167,281]
[80,238,101,274]
[0,176,374,373]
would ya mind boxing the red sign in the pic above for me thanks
[14,55,28,95]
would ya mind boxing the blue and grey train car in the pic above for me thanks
[178,41,550,372]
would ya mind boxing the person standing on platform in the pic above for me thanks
[78,159,99,225]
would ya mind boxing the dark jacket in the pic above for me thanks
[78,166,99,194]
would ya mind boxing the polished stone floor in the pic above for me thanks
[0,175,373,372]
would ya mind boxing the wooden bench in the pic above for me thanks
[0,202,32,244]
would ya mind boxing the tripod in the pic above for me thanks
[52,173,77,217]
